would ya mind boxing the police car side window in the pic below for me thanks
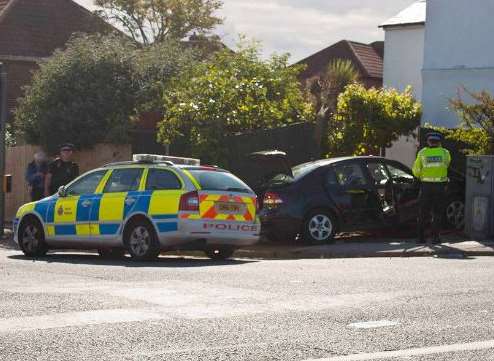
[146,169,182,190]
[104,168,143,193]
[66,170,106,196]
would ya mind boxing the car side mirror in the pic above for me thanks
[58,186,67,198]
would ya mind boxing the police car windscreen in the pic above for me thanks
[188,170,251,193]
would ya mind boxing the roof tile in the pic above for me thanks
[348,41,383,78]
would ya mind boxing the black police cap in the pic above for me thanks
[59,143,75,151]
[426,132,442,141]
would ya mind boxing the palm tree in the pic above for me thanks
[309,59,360,156]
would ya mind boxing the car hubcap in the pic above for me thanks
[446,201,465,229]
[129,226,151,257]
[22,225,39,252]
[309,215,332,241]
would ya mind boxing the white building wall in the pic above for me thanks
[383,25,425,99]
[422,0,494,127]
[383,25,425,167]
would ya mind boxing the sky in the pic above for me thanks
[76,0,416,62]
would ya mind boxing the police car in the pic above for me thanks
[14,155,260,261]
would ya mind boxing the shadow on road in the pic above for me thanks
[431,244,475,260]
[8,253,257,268]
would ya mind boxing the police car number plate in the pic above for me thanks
[215,202,245,214]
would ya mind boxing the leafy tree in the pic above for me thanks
[309,59,360,156]
[332,84,421,156]
[157,44,314,166]
[95,0,223,45]
[434,88,494,155]
[15,34,196,154]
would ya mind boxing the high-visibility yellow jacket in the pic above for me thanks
[412,147,451,183]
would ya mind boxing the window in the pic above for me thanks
[66,170,107,196]
[146,169,182,190]
[103,168,143,193]
[332,163,368,187]
[187,170,251,193]
[367,162,390,186]
[386,163,414,182]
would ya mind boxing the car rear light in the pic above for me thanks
[179,191,200,212]
[263,192,284,207]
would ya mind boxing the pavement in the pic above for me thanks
[2,228,494,259]
[1,248,494,360]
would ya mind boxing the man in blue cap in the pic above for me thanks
[412,132,451,244]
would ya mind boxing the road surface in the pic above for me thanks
[0,248,494,360]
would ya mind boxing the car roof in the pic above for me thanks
[299,156,388,168]
[99,161,229,172]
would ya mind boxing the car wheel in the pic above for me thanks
[303,210,337,245]
[124,220,160,261]
[205,246,235,260]
[18,217,48,257]
[445,197,465,230]
[98,248,126,259]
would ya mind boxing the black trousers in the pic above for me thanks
[418,182,447,240]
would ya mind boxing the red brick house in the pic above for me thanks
[297,40,384,89]
[0,0,113,119]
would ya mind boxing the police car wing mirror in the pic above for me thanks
[58,186,67,198]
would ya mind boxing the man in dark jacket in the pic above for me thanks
[25,152,48,201]
[44,143,79,196]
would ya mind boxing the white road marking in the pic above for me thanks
[0,309,165,333]
[304,339,494,361]
[348,320,399,329]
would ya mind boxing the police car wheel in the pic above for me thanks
[205,246,235,261]
[303,210,337,245]
[98,248,126,259]
[124,221,160,261]
[18,218,48,257]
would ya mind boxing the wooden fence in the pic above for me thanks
[5,144,132,221]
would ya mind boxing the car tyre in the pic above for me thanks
[444,196,465,230]
[124,219,160,261]
[303,210,337,245]
[98,248,126,259]
[18,217,48,257]
[205,246,235,260]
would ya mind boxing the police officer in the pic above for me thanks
[44,143,80,196]
[412,132,451,244]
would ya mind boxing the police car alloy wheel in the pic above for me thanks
[124,221,160,261]
[303,210,337,245]
[18,218,48,257]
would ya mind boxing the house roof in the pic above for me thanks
[380,0,426,28]
[0,0,116,58]
[297,40,384,80]
[347,41,383,78]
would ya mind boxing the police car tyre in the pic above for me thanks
[123,219,160,261]
[98,248,126,259]
[18,217,48,257]
[205,246,235,260]
[303,209,337,245]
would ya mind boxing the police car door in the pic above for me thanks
[145,168,184,235]
[96,168,144,240]
[51,170,108,243]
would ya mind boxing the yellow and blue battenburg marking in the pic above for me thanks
[31,190,180,238]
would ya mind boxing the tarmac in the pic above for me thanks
[2,228,494,259]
